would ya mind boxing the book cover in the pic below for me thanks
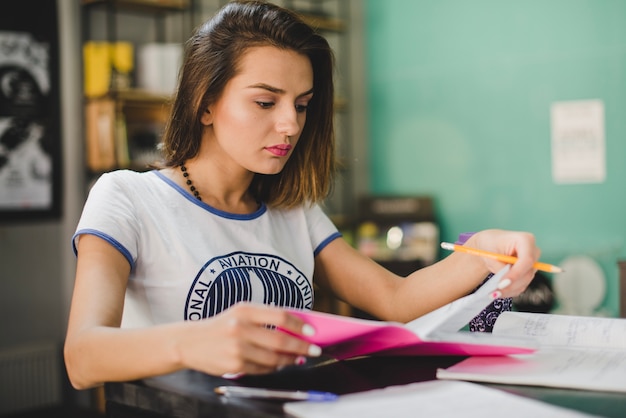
[282,266,537,360]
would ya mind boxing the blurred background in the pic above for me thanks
[1,0,625,415]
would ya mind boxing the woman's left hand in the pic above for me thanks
[467,229,541,298]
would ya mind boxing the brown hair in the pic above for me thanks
[160,0,336,208]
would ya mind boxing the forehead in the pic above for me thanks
[232,45,313,89]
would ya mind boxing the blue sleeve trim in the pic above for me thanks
[72,229,135,271]
[314,232,342,257]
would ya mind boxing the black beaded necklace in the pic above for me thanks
[180,163,201,201]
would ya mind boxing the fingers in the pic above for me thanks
[242,315,321,357]
[232,302,315,338]
[218,303,321,375]
[501,233,540,297]
[472,230,541,298]
[229,334,314,375]
[493,268,537,299]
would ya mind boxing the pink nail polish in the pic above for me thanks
[490,290,502,300]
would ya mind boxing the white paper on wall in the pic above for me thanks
[551,99,605,184]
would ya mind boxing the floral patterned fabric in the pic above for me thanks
[468,273,512,332]
[454,233,512,333]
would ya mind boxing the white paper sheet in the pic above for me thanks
[437,347,626,393]
[436,311,626,392]
[284,380,597,418]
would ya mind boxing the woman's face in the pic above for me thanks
[202,46,314,175]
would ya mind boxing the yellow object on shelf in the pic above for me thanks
[83,41,135,97]
[110,42,134,90]
[83,41,111,98]
[111,42,133,73]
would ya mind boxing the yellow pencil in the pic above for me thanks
[440,242,563,273]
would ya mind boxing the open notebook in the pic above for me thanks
[436,311,626,393]
[281,265,537,360]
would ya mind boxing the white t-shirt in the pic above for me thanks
[73,170,340,328]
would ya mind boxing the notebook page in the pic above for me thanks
[493,311,626,349]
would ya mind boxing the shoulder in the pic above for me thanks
[270,202,338,232]
[90,169,158,193]
[95,169,156,184]
[265,201,325,218]
[301,201,333,221]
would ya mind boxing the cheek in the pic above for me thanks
[234,110,270,138]
[220,103,250,127]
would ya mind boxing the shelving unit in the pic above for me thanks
[80,0,192,173]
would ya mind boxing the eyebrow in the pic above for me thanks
[247,83,314,98]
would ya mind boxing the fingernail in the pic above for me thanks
[497,278,512,290]
[295,355,307,366]
[490,290,502,300]
[308,344,322,357]
[222,372,244,379]
[302,324,315,336]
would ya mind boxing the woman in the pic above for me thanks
[64,0,540,390]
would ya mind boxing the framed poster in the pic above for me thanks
[0,0,61,222]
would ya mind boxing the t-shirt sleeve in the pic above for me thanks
[72,172,139,269]
[304,203,342,256]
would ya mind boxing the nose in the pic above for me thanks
[275,105,302,139]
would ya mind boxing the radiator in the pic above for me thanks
[0,341,63,414]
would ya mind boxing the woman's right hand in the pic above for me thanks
[175,302,321,376]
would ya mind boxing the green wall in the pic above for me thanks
[365,0,626,315]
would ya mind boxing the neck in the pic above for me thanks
[178,160,257,214]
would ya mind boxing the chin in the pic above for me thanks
[254,164,287,176]
[256,169,284,176]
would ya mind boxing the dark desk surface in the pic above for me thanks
[105,355,626,418]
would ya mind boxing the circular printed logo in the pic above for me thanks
[184,251,313,320]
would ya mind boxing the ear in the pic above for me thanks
[200,107,213,126]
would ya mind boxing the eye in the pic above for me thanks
[295,104,308,113]
[255,101,274,109]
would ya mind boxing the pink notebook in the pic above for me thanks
[282,266,537,360]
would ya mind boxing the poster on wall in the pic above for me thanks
[0,0,61,222]
[551,99,605,184]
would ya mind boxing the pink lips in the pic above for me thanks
[266,144,292,157]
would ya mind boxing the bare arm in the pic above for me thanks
[64,235,319,389]
[314,229,539,323]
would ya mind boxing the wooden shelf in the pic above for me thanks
[82,0,187,176]
[115,88,173,105]
[85,89,172,105]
